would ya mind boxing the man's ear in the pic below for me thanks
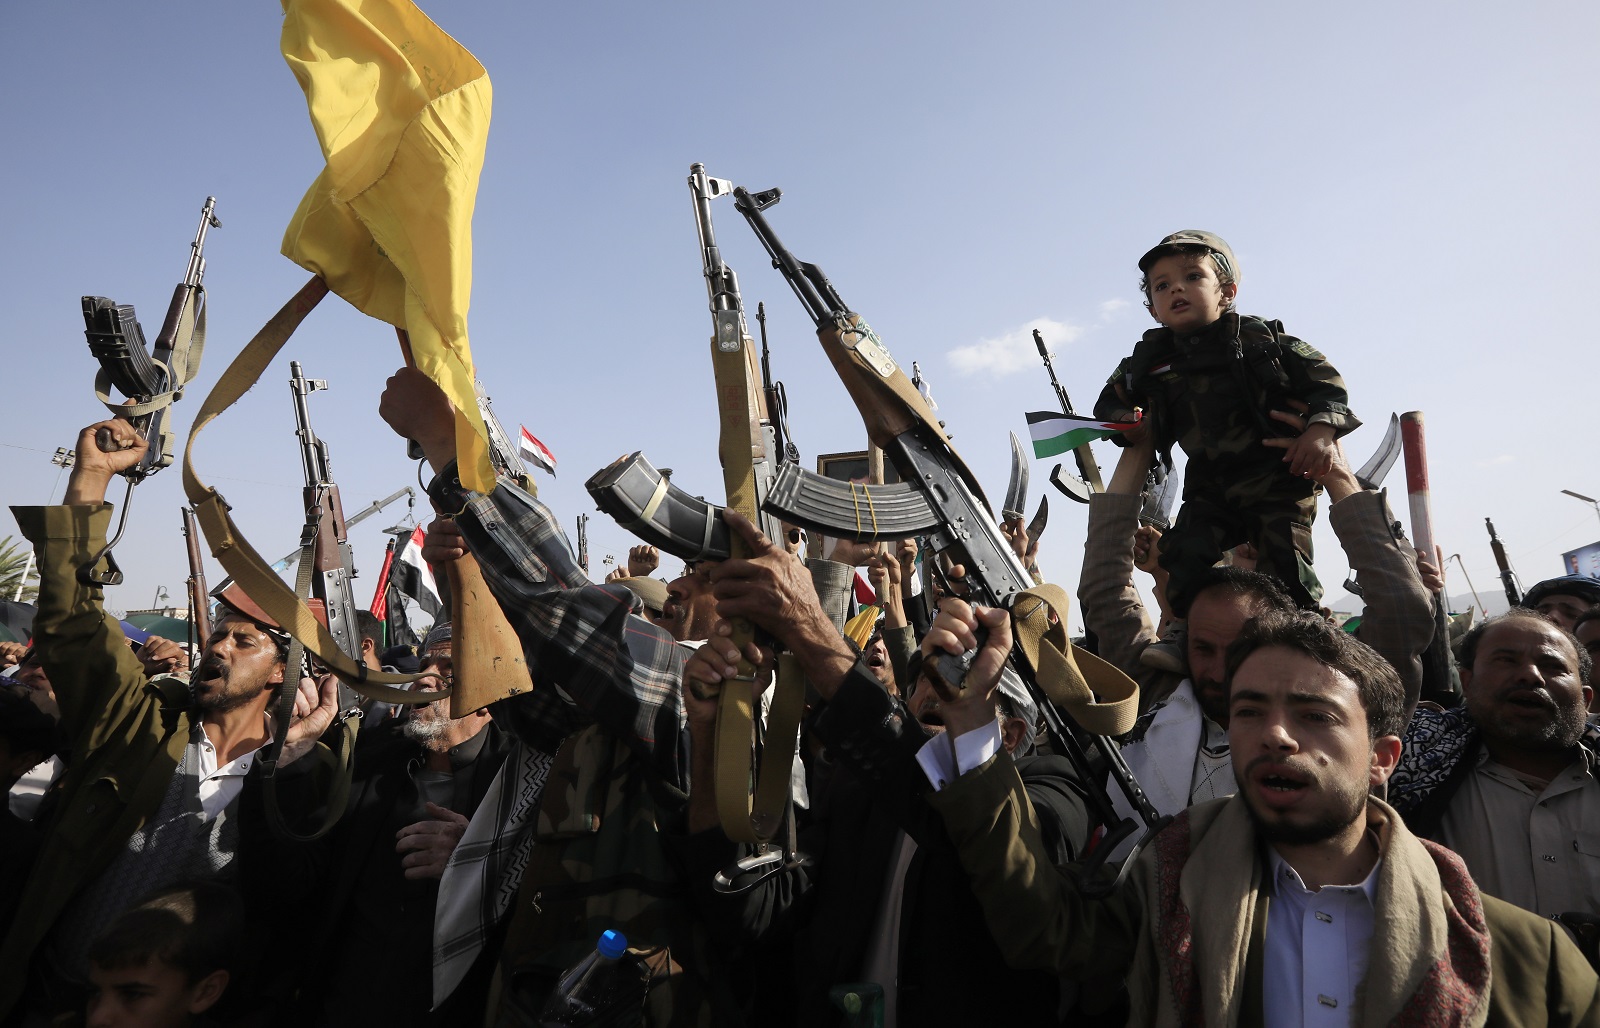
[187,968,229,1014]
[1000,716,1027,755]
[361,636,376,658]
[1221,281,1238,303]
[1369,734,1402,785]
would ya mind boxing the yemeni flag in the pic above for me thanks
[394,527,443,618]
[518,426,558,476]
[1025,411,1140,459]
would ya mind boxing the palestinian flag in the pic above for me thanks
[1025,410,1140,459]
[518,426,558,476]
[369,539,396,619]
[394,527,443,618]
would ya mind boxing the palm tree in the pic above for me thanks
[0,536,38,603]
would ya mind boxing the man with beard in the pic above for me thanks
[1083,412,1434,857]
[1,418,341,1021]
[920,602,1599,1024]
[294,621,511,1026]
[1388,609,1600,921]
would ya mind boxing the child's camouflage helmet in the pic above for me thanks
[1138,230,1238,284]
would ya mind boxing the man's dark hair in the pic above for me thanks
[87,881,244,984]
[1458,607,1592,685]
[1225,610,1406,740]
[1192,565,1298,615]
[356,610,384,648]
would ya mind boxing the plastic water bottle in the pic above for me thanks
[538,929,648,1026]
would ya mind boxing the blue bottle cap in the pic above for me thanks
[597,929,628,960]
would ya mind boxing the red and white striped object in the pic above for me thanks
[1400,411,1435,561]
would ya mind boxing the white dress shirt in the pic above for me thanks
[1263,848,1380,1028]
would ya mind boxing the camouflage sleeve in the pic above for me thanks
[1272,324,1361,437]
[1092,357,1137,446]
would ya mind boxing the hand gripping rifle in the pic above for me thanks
[1032,329,1098,503]
[79,196,221,585]
[730,183,1169,893]
[251,362,371,840]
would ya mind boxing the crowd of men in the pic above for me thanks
[5,355,1600,1028]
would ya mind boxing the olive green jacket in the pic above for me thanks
[0,505,195,1017]
[929,752,1600,1027]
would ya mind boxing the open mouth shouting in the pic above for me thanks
[1247,759,1315,809]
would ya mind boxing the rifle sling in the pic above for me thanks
[707,331,800,844]
[94,286,208,419]
[1010,583,1138,738]
[180,275,423,704]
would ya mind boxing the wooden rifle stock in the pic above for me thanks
[394,329,534,717]
[181,506,211,645]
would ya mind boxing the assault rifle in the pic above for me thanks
[79,196,221,584]
[1032,328,1098,503]
[576,513,590,573]
[1486,518,1522,608]
[288,362,366,695]
[729,182,1167,892]
[253,361,369,840]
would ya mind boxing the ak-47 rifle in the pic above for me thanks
[1032,329,1099,503]
[758,301,800,466]
[576,514,590,573]
[730,182,1167,892]
[80,196,221,584]
[251,362,370,840]
[181,506,212,652]
[1486,518,1522,608]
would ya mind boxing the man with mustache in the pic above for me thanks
[1,418,341,1021]
[1389,609,1600,921]
[922,602,1598,1024]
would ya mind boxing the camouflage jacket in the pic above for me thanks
[1093,312,1360,472]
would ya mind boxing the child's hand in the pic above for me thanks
[1281,424,1336,478]
[1118,410,1150,446]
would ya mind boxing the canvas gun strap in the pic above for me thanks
[706,329,802,844]
[1009,583,1138,737]
[180,275,423,704]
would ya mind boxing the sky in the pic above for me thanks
[2,1,1597,630]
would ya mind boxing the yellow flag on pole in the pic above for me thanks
[279,0,496,493]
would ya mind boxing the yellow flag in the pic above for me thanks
[280,0,495,493]
[843,605,881,650]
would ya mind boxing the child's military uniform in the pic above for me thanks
[1094,310,1359,615]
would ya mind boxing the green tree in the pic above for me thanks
[0,536,38,604]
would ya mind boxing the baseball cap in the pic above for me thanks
[1138,230,1239,283]
[615,577,668,616]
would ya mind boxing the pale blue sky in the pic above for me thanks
[3,2,1597,625]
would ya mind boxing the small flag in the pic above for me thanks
[518,426,558,476]
[370,539,396,619]
[853,569,878,605]
[395,527,442,618]
[1025,410,1140,459]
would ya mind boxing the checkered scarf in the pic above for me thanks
[432,740,554,1008]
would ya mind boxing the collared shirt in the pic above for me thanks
[1438,749,1600,917]
[917,721,1002,791]
[1263,848,1380,1028]
[194,720,269,819]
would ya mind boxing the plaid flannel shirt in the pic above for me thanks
[427,464,690,790]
